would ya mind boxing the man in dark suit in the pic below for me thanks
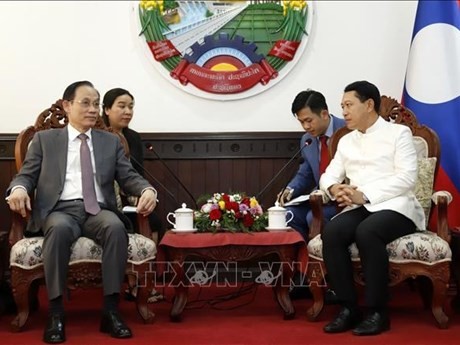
[277,90,345,300]
[6,81,158,343]
[278,90,345,240]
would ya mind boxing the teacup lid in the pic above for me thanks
[268,201,286,211]
[175,203,193,213]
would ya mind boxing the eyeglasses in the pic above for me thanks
[71,99,101,109]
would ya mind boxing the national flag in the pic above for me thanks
[403,0,460,229]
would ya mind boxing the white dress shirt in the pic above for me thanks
[320,117,426,230]
[60,125,105,204]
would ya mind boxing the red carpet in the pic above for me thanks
[0,283,459,345]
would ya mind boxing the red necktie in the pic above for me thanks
[319,135,330,176]
[78,134,101,215]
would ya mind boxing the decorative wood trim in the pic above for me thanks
[142,132,304,159]
[0,135,17,161]
[0,132,304,160]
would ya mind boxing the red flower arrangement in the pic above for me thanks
[194,192,268,233]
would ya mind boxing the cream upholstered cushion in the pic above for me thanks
[10,233,156,270]
[415,157,437,221]
[114,181,123,211]
[307,231,451,264]
[412,135,436,221]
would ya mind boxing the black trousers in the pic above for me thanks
[322,206,416,309]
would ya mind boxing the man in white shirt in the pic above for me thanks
[320,81,425,336]
[6,81,158,343]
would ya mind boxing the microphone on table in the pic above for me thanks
[129,155,180,205]
[256,138,313,201]
[145,143,198,210]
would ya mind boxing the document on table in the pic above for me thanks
[122,206,137,213]
[283,194,310,207]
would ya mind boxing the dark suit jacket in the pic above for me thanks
[7,127,152,233]
[288,115,346,198]
[120,127,164,233]
[122,127,144,176]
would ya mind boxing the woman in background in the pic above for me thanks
[102,88,144,182]
[102,88,163,303]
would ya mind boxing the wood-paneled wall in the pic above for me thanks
[0,135,18,236]
[0,132,304,235]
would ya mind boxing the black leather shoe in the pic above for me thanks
[100,311,132,339]
[323,307,362,333]
[43,313,66,344]
[352,311,390,336]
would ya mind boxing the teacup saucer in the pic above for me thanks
[171,228,197,233]
[265,226,290,231]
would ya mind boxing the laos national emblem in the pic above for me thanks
[136,0,312,100]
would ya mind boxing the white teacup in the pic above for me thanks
[167,203,194,231]
[267,202,294,229]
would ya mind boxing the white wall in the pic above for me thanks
[0,1,417,133]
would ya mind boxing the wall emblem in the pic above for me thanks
[136,0,312,100]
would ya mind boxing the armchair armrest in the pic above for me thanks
[431,191,453,243]
[308,190,328,241]
[121,194,155,238]
[9,211,28,247]
[136,213,153,238]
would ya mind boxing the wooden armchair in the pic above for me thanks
[305,96,453,328]
[8,100,157,331]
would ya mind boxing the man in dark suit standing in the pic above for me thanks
[6,81,158,343]
[278,90,345,240]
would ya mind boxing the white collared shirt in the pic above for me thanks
[60,125,105,204]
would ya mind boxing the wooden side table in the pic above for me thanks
[157,230,308,321]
